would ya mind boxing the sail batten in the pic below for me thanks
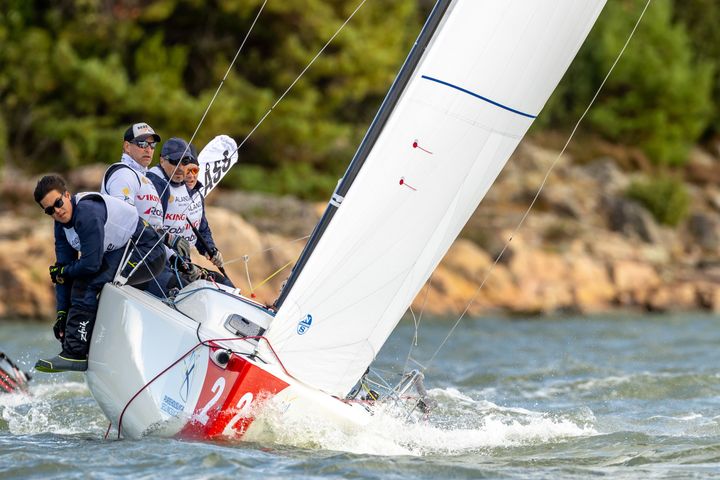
[265,0,607,397]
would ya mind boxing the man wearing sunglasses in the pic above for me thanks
[148,137,203,283]
[184,157,231,286]
[33,175,167,373]
[101,123,164,230]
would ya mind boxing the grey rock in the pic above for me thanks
[688,213,720,250]
[605,196,660,244]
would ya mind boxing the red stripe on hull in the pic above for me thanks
[180,349,289,440]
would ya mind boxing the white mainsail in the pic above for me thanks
[263,0,606,396]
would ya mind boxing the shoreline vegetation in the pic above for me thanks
[1,1,720,320]
[2,137,719,321]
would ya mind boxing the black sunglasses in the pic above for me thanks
[167,156,192,166]
[130,140,157,149]
[43,195,64,216]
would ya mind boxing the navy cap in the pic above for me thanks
[161,137,197,162]
[124,123,161,142]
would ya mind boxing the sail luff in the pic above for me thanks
[273,0,454,309]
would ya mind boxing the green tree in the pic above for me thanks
[541,0,714,166]
[0,0,420,198]
[672,0,720,138]
[626,176,690,226]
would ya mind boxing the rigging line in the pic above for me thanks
[226,0,369,159]
[124,0,364,284]
[221,233,311,267]
[187,0,268,154]
[402,273,433,374]
[423,0,654,369]
[161,0,270,198]
[159,0,269,200]
[243,255,255,293]
[250,260,293,294]
[121,1,268,282]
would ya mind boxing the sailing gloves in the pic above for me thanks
[207,249,224,268]
[165,234,191,259]
[171,255,203,282]
[186,264,203,282]
[53,311,67,340]
[49,264,66,284]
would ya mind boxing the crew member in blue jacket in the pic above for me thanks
[33,175,166,373]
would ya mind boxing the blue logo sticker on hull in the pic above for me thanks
[297,314,313,335]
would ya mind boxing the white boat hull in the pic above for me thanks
[87,283,372,440]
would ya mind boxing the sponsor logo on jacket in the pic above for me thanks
[137,194,160,202]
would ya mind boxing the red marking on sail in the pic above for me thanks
[412,139,433,154]
[399,177,417,191]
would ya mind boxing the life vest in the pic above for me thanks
[101,160,164,230]
[148,166,194,241]
[63,193,138,252]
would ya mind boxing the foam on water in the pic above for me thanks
[0,380,107,436]
[240,387,597,456]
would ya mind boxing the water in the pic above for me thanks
[2,313,720,479]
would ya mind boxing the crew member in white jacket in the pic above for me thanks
[101,122,164,230]
[100,123,188,295]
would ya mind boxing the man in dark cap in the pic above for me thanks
[147,138,203,283]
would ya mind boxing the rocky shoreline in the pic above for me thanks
[1,139,719,320]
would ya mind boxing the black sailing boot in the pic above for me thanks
[35,308,94,373]
[34,352,87,373]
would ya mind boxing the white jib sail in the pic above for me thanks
[264,0,607,396]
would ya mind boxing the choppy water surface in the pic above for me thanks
[2,313,720,479]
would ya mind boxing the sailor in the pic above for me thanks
[147,137,204,284]
[33,175,167,373]
[101,122,164,229]
[101,123,191,295]
[184,157,232,286]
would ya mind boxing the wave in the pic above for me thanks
[239,387,597,456]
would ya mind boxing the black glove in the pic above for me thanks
[49,264,66,284]
[171,255,202,282]
[53,311,67,340]
[171,255,190,273]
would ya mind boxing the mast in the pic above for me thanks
[274,0,453,309]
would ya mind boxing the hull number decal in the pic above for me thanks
[223,392,255,436]
[196,377,225,425]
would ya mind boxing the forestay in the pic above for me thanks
[264,0,606,396]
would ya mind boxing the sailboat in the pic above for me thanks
[87,0,607,440]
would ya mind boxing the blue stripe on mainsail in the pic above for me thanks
[420,75,537,119]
